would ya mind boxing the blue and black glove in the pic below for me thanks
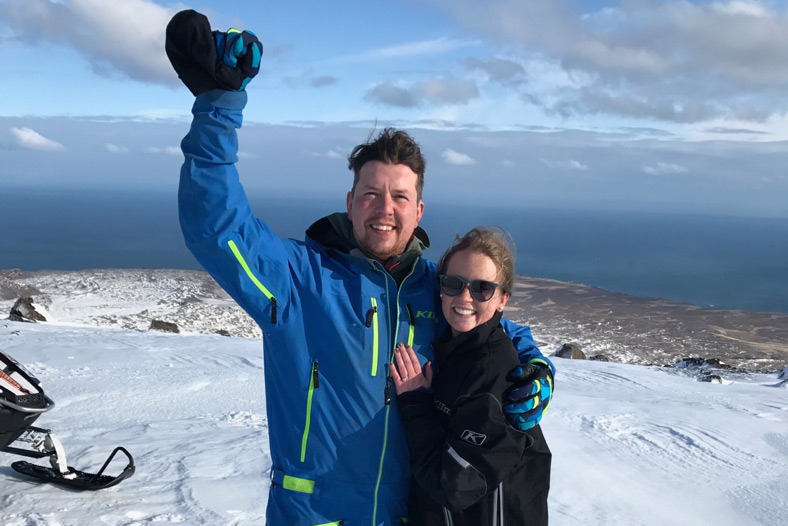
[165,10,263,96]
[503,360,554,431]
[213,28,263,91]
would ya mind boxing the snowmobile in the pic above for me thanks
[0,351,135,490]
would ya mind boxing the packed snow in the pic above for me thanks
[1,271,787,525]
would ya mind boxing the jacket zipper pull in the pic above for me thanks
[406,303,414,325]
[384,376,393,405]
[312,361,319,389]
[271,298,278,324]
[365,305,377,327]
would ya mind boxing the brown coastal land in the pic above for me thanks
[2,269,786,373]
[507,276,788,372]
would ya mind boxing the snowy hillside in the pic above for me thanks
[0,270,787,525]
[3,268,787,371]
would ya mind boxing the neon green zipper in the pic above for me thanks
[367,297,379,376]
[300,361,319,462]
[372,264,417,526]
[405,304,415,347]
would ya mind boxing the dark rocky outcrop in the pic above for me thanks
[9,297,48,323]
[674,357,732,370]
[588,354,611,362]
[554,343,586,360]
[149,320,180,333]
[0,274,40,301]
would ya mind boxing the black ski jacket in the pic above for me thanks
[398,310,551,525]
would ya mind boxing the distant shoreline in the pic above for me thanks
[2,268,786,372]
[3,266,786,315]
[3,190,787,313]
[509,274,788,372]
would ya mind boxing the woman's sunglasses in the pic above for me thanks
[439,274,500,302]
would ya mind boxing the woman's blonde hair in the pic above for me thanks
[437,226,516,294]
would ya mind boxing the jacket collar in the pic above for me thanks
[433,310,504,362]
[305,212,430,284]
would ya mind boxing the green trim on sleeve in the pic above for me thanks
[227,239,278,323]
[227,240,275,300]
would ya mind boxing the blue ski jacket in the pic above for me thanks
[178,89,552,526]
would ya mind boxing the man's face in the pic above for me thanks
[346,160,424,263]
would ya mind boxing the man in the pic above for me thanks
[166,10,553,525]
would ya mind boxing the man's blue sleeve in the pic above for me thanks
[178,89,290,328]
[500,318,555,376]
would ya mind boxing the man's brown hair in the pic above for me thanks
[348,128,426,200]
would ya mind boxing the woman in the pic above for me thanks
[390,227,550,525]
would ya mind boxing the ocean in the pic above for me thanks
[2,188,787,313]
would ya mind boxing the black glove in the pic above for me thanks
[503,361,554,431]
[165,9,263,96]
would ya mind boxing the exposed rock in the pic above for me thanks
[150,320,180,334]
[674,357,731,370]
[589,354,611,362]
[215,329,232,337]
[555,343,586,360]
[701,358,731,369]
[700,373,723,383]
[9,297,48,323]
[775,367,788,388]
[0,276,41,301]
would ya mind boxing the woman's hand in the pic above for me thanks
[389,342,433,395]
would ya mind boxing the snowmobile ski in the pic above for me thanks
[12,446,135,490]
[1,351,136,490]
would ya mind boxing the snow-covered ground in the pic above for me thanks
[1,271,787,525]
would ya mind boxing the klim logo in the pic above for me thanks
[415,310,439,323]
[461,429,487,446]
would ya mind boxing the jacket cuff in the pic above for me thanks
[195,89,248,110]
[397,389,434,419]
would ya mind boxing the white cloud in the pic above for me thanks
[330,37,479,63]
[442,148,476,165]
[540,158,589,171]
[106,143,128,154]
[366,78,479,108]
[0,0,180,85]
[326,150,343,159]
[145,146,181,156]
[712,1,769,17]
[418,78,479,105]
[365,82,419,108]
[11,127,65,152]
[570,160,589,171]
[438,0,788,125]
[643,162,689,175]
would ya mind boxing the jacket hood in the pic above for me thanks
[305,212,431,284]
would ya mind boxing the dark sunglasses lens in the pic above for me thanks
[440,275,465,296]
[470,280,497,301]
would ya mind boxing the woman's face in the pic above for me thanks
[441,249,510,336]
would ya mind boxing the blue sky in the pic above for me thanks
[1,0,788,217]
